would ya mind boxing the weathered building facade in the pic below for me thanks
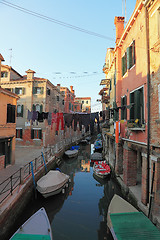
[102,0,160,219]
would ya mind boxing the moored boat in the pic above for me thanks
[37,170,70,198]
[107,194,160,240]
[10,207,53,239]
[65,149,78,158]
[94,139,103,152]
[90,152,103,162]
[93,161,111,179]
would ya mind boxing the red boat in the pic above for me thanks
[93,161,111,179]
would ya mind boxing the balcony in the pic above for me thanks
[102,95,110,104]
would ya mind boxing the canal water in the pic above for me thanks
[10,140,122,240]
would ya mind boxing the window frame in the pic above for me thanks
[17,105,23,117]
[31,128,42,140]
[16,128,23,139]
[7,104,16,123]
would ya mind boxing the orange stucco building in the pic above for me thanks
[0,86,19,168]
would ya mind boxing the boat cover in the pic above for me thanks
[11,234,50,239]
[110,212,160,240]
[90,152,103,161]
[65,149,78,156]
[37,170,69,194]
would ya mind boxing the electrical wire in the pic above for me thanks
[0,0,114,41]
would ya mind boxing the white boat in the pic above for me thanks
[65,149,78,158]
[90,152,103,161]
[10,207,53,240]
[107,194,160,240]
[93,161,111,179]
[37,170,70,198]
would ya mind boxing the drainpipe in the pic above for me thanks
[144,0,150,204]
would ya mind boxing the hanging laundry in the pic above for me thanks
[27,110,33,121]
[48,112,52,125]
[63,113,73,128]
[56,113,64,131]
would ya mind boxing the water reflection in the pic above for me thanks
[10,140,122,240]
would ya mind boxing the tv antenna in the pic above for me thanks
[9,48,12,66]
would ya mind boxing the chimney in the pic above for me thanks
[70,86,73,93]
[57,84,60,90]
[26,69,35,80]
[0,54,4,85]
[114,16,125,45]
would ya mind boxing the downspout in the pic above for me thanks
[144,0,150,204]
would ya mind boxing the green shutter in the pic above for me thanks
[38,129,42,139]
[134,90,140,120]
[20,129,23,138]
[124,95,127,119]
[41,87,44,94]
[31,129,34,139]
[130,93,134,121]
[127,47,130,69]
[15,88,19,94]
[33,87,35,94]
[21,105,23,117]
[22,88,25,95]
[122,57,124,76]
[40,104,43,113]
[121,97,124,120]
[32,104,36,111]
[133,40,136,65]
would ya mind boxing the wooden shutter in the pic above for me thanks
[32,87,35,94]
[20,129,23,138]
[121,97,124,120]
[127,47,130,69]
[21,105,23,117]
[134,90,141,120]
[124,95,127,119]
[40,104,43,113]
[133,40,136,65]
[31,129,34,139]
[130,93,134,121]
[32,104,36,111]
[22,88,25,95]
[40,87,44,94]
[122,57,125,76]
[129,46,132,68]
[38,129,42,139]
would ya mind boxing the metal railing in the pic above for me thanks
[0,149,51,205]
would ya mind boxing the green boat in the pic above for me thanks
[107,194,160,240]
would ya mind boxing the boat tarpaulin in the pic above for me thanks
[110,211,160,240]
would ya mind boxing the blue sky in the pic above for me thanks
[0,0,137,112]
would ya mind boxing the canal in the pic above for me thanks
[10,139,122,240]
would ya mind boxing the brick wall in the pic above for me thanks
[115,142,123,174]
[123,145,137,186]
[0,155,5,170]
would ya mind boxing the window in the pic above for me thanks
[82,101,84,104]
[127,40,135,69]
[1,71,8,78]
[31,129,42,139]
[86,101,88,104]
[32,104,43,113]
[122,41,135,76]
[15,88,25,95]
[33,87,44,94]
[47,89,50,95]
[5,88,11,92]
[7,104,16,123]
[57,96,59,101]
[130,87,144,124]
[121,96,127,120]
[16,129,23,138]
[69,102,71,110]
[62,100,64,105]
[17,105,23,117]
